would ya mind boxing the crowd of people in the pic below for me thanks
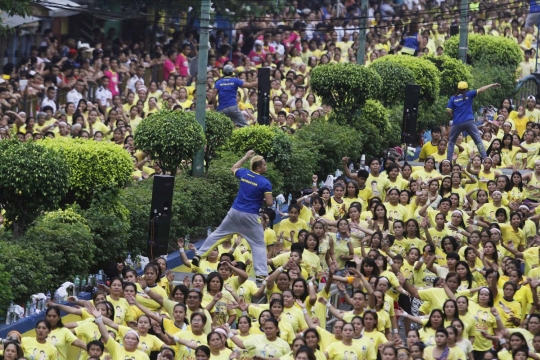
[3,0,540,359]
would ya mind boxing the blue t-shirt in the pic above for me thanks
[531,0,540,13]
[232,168,272,214]
[447,90,477,125]
[215,77,244,111]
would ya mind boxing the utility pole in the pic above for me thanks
[356,0,368,65]
[458,0,469,63]
[193,0,211,178]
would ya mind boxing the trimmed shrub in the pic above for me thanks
[204,111,234,174]
[20,208,95,286]
[369,61,416,106]
[310,63,382,115]
[42,138,132,205]
[444,34,522,69]
[423,55,473,97]
[0,139,69,237]
[134,110,206,174]
[355,100,394,156]
[373,55,440,105]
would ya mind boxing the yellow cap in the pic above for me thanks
[457,81,468,90]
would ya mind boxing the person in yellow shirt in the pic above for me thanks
[422,328,459,360]
[229,318,291,357]
[419,127,442,161]
[21,320,58,360]
[46,306,87,360]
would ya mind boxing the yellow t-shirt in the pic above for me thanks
[243,334,291,357]
[136,283,167,311]
[21,337,57,360]
[105,337,149,360]
[326,341,372,360]
[118,325,164,355]
[202,291,236,326]
[173,330,207,360]
[108,296,131,325]
[278,218,310,250]
[422,346,459,360]
[48,327,76,360]
[495,297,522,328]
[419,141,439,160]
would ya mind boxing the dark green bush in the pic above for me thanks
[470,61,517,111]
[204,111,234,174]
[20,208,95,286]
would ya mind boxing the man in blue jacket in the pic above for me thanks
[446,81,500,162]
[215,64,258,127]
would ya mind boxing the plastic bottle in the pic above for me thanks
[46,290,51,302]
[126,253,133,267]
[271,200,276,211]
[25,300,31,317]
[74,276,80,296]
[97,270,104,285]
[54,290,60,304]
[5,301,13,324]
[207,226,212,237]
[81,278,87,293]
[184,235,190,250]
[276,197,282,211]
[349,162,354,172]
[287,193,292,206]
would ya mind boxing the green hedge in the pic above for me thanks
[0,140,70,236]
[444,34,522,69]
[369,61,415,106]
[356,100,395,155]
[423,55,473,97]
[470,60,517,112]
[42,138,132,205]
[295,119,364,177]
[204,111,234,173]
[20,208,95,286]
[372,55,440,105]
[310,63,382,115]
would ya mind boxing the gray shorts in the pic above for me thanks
[219,105,248,127]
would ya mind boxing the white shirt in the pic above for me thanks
[127,75,144,93]
[95,86,112,107]
[66,89,83,106]
[41,97,57,113]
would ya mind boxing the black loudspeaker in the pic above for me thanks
[401,84,421,146]
[450,24,459,36]
[257,67,271,125]
[148,175,175,256]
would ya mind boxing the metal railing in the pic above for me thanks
[18,64,164,116]
[513,74,540,106]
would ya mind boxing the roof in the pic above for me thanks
[34,0,83,17]
[0,13,40,28]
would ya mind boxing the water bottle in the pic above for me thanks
[360,154,366,169]
[74,276,80,296]
[271,200,276,211]
[126,253,133,268]
[277,197,282,211]
[87,274,92,286]
[319,181,325,188]
[287,193,292,206]
[97,270,104,285]
[46,290,51,302]
[5,301,13,324]
[207,226,212,237]
[349,162,354,172]
[81,278,87,293]
[184,234,190,250]
[53,290,60,304]
[25,300,31,317]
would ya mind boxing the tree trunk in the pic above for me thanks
[12,218,25,239]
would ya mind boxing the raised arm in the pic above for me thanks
[477,83,501,94]
[231,150,256,174]
[342,157,358,180]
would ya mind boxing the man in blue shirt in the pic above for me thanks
[446,81,500,162]
[215,64,258,127]
[190,150,273,280]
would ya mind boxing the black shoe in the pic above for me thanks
[255,275,266,283]
[191,255,201,267]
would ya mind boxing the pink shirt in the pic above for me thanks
[175,53,189,77]
[163,59,176,80]
[104,70,119,96]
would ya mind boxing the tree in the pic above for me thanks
[372,55,441,105]
[134,110,206,174]
[42,138,132,206]
[0,0,32,36]
[369,61,415,107]
[470,61,517,112]
[310,63,382,116]
[204,111,234,175]
[0,140,69,237]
